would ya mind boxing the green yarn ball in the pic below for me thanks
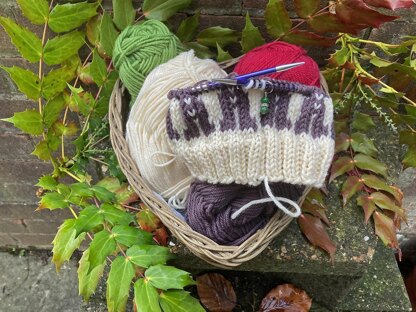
[113,20,184,100]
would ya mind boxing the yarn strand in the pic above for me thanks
[231,178,301,220]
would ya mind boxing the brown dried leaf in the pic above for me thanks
[259,284,312,312]
[341,176,364,206]
[357,194,377,224]
[374,211,399,248]
[196,273,236,312]
[329,156,355,183]
[301,201,330,226]
[298,214,336,262]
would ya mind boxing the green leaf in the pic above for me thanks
[127,245,173,268]
[2,109,43,135]
[184,42,215,59]
[43,94,67,128]
[361,174,402,203]
[240,12,265,53]
[145,265,196,290]
[335,133,350,153]
[70,182,94,198]
[74,206,104,235]
[96,177,121,192]
[400,130,416,146]
[341,176,364,207]
[294,0,319,18]
[100,12,119,58]
[329,46,350,67]
[374,211,398,248]
[216,43,232,62]
[0,16,42,62]
[143,0,192,21]
[38,192,67,210]
[78,248,105,301]
[350,133,378,157]
[197,27,239,48]
[357,194,377,224]
[101,203,133,226]
[371,192,406,219]
[51,120,79,136]
[403,145,416,169]
[351,112,376,131]
[265,0,292,38]
[88,230,117,271]
[0,66,41,100]
[308,12,360,35]
[329,156,355,183]
[160,290,205,312]
[31,135,60,161]
[48,1,99,33]
[43,31,85,66]
[92,185,116,202]
[90,50,107,86]
[134,278,162,312]
[42,58,79,100]
[52,219,86,271]
[112,225,154,247]
[354,154,388,177]
[284,31,336,47]
[107,257,135,312]
[176,11,200,43]
[112,0,136,30]
[16,0,49,25]
[36,175,58,191]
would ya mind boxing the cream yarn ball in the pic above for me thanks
[126,50,226,200]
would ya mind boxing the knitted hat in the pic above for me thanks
[126,50,226,200]
[166,70,334,189]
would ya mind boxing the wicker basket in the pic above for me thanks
[109,79,314,268]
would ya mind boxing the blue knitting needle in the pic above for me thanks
[212,61,305,86]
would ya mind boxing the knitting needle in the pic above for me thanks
[212,61,305,86]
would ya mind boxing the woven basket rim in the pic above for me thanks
[109,79,313,268]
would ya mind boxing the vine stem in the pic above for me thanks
[38,0,54,114]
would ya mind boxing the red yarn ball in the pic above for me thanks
[234,41,321,87]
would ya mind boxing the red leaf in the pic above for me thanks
[196,273,236,312]
[341,176,364,206]
[335,0,398,28]
[329,156,355,183]
[363,0,414,9]
[308,12,361,35]
[302,200,330,226]
[283,30,337,47]
[259,284,312,312]
[373,211,399,248]
[357,194,377,224]
[357,74,379,86]
[137,204,162,232]
[153,226,169,246]
[298,214,336,262]
[335,133,351,154]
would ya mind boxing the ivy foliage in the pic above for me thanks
[0,0,415,310]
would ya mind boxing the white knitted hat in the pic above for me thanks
[166,79,334,188]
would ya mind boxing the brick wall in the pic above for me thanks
[0,0,415,249]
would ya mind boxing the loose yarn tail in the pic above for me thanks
[231,177,301,220]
